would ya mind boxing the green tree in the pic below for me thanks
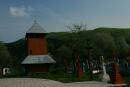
[0,42,11,67]
[92,32,117,60]
[67,24,90,79]
[56,45,72,72]
[116,37,130,58]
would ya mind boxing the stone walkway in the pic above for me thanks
[66,81,110,87]
[0,78,114,87]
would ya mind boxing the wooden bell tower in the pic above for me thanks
[22,21,55,73]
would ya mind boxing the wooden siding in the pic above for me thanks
[27,38,48,55]
[28,64,49,73]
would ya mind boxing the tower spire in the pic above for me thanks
[34,16,37,23]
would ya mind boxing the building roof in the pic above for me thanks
[22,55,56,64]
[26,21,47,33]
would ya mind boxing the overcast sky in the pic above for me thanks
[1,0,130,42]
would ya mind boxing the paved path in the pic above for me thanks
[0,78,113,87]
[66,81,110,87]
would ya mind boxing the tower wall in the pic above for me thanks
[27,64,49,73]
[27,38,47,55]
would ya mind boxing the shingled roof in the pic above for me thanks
[26,21,47,33]
[22,55,56,64]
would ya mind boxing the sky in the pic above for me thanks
[1,0,130,42]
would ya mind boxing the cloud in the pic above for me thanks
[44,7,71,25]
[9,6,33,17]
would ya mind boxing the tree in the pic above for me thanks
[116,36,130,58]
[0,42,11,67]
[92,32,117,60]
[67,24,88,79]
[56,45,72,73]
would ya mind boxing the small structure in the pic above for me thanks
[3,68,10,75]
[22,21,55,73]
[0,67,10,76]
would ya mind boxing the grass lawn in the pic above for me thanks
[123,77,130,87]
[30,71,99,83]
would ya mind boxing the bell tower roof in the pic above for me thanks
[26,21,47,33]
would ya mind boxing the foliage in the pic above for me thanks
[6,39,26,74]
[123,76,130,87]
[3,27,130,75]
[0,42,11,67]
[92,32,117,59]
